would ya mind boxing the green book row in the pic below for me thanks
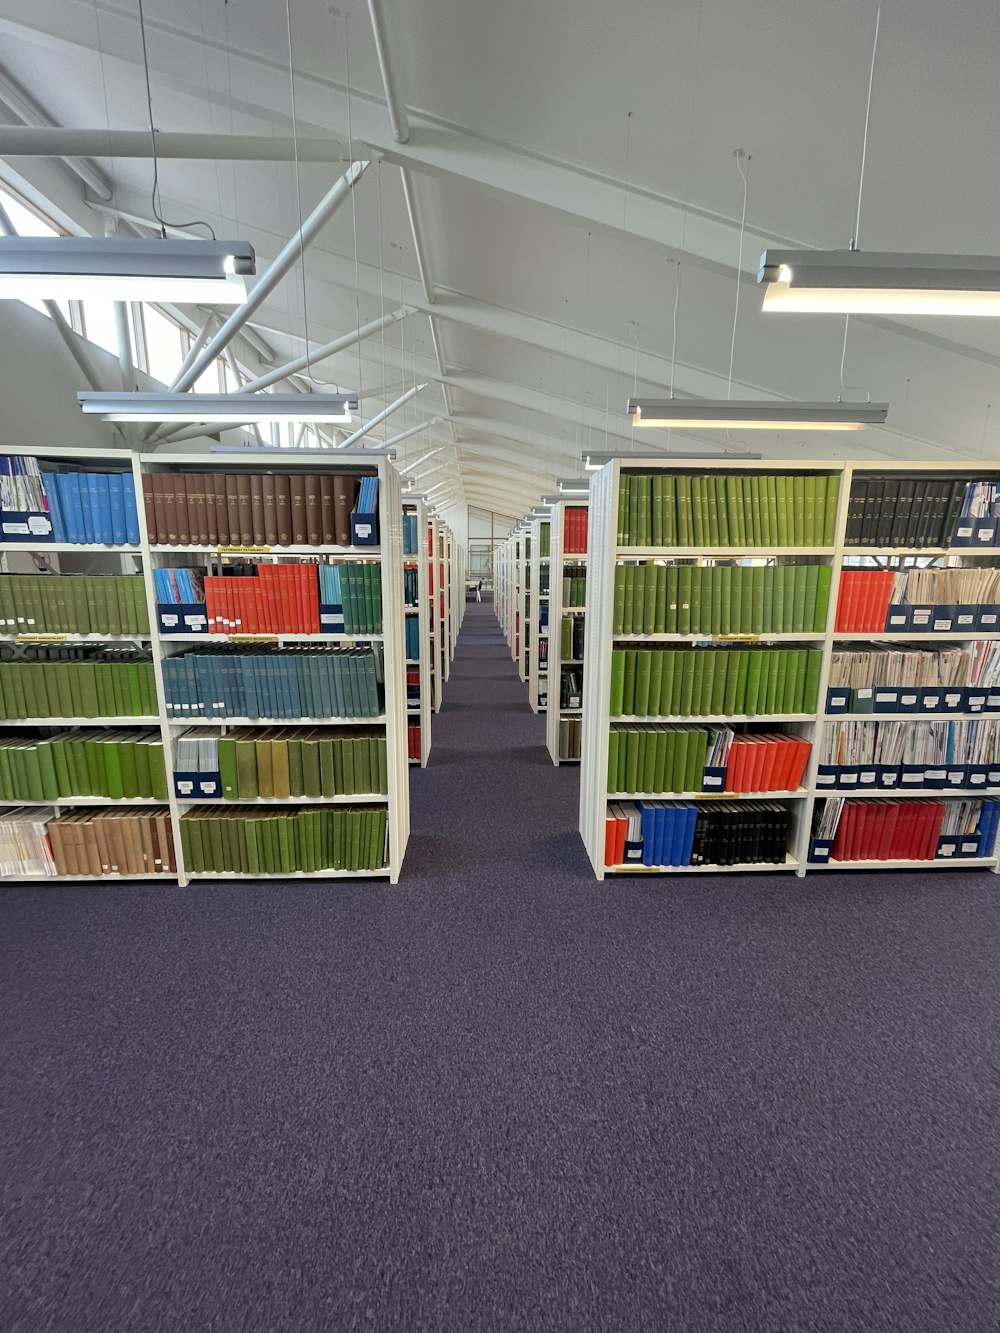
[175,727,388,798]
[539,523,551,558]
[607,725,721,795]
[179,804,388,873]
[0,575,149,636]
[563,575,586,607]
[617,472,840,547]
[0,730,167,801]
[0,655,158,719]
[610,648,822,717]
[614,562,832,635]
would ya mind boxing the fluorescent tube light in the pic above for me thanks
[626,399,886,430]
[758,249,1000,315]
[78,391,357,424]
[0,237,255,303]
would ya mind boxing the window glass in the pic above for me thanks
[143,306,185,385]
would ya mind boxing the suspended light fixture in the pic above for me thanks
[78,391,357,423]
[757,250,1000,316]
[626,399,886,430]
[556,478,590,496]
[0,237,255,303]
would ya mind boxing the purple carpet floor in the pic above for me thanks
[2,599,1000,1330]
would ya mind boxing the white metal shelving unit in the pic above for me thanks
[579,457,1000,880]
[546,497,590,765]
[527,512,551,713]
[403,495,432,767]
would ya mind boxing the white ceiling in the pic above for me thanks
[1,0,1000,512]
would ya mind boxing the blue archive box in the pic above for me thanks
[1,509,54,542]
[158,603,208,635]
[809,837,833,864]
[701,766,727,792]
[174,770,222,799]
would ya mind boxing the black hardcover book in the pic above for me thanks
[909,480,928,547]
[875,479,898,547]
[941,479,968,546]
[861,479,883,545]
[846,480,868,545]
[889,479,915,547]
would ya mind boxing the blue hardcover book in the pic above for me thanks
[108,473,127,546]
[640,803,657,866]
[82,473,100,543]
[40,473,65,541]
[682,805,698,865]
[653,804,667,866]
[121,473,140,545]
[60,474,84,544]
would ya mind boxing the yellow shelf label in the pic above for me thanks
[229,634,279,643]
[16,633,67,643]
[216,545,271,555]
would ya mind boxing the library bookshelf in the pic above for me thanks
[0,446,409,884]
[580,457,1000,880]
[403,496,432,767]
[546,497,590,765]
[528,511,551,713]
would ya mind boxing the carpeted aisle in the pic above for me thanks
[2,599,999,1331]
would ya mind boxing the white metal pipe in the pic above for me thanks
[336,382,426,448]
[401,169,435,301]
[0,66,112,200]
[170,160,369,393]
[397,447,442,476]
[365,0,410,143]
[0,126,364,164]
[238,306,413,393]
[380,417,443,450]
[114,303,133,393]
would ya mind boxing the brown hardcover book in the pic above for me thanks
[176,475,192,545]
[289,473,308,545]
[47,819,69,875]
[150,474,168,545]
[236,472,254,545]
[82,817,104,876]
[261,473,279,546]
[332,473,355,546]
[93,816,113,875]
[189,473,209,546]
[319,474,337,545]
[141,475,157,543]
[249,473,266,545]
[163,473,180,546]
[204,474,220,546]
[303,474,323,546]
[224,475,242,547]
[127,813,145,874]
[274,475,292,546]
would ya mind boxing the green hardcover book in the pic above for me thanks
[670,729,687,792]
[642,562,657,636]
[632,563,646,637]
[802,475,816,546]
[376,736,388,794]
[710,650,730,716]
[659,730,675,791]
[785,649,803,715]
[737,568,754,635]
[823,475,840,546]
[300,737,321,799]
[771,565,787,632]
[696,649,717,716]
[814,564,832,631]
[803,564,821,634]
[740,477,755,546]
[750,566,765,634]
[677,651,696,716]
[658,651,675,716]
[82,737,101,794]
[677,564,692,636]
[270,740,291,800]
[616,476,629,544]
[662,475,677,545]
[647,650,665,717]
[688,477,703,546]
[286,739,304,798]
[149,744,168,802]
[669,648,685,715]
[790,565,808,633]
[35,741,58,800]
[792,475,806,545]
[118,741,139,798]
[722,476,740,547]
[623,729,639,793]
[664,564,679,634]
[613,563,626,635]
[353,738,371,795]
[622,650,637,716]
[218,737,239,799]
[773,475,788,545]
[560,615,572,659]
[634,651,652,716]
[652,563,667,634]
[760,562,775,631]
[714,564,729,635]
[690,729,710,794]
[675,474,693,545]
[255,738,274,799]
[610,651,626,715]
[628,475,641,546]
[639,728,655,794]
[744,650,763,715]
[607,730,619,790]
[761,652,779,715]
[803,649,822,713]
[48,737,70,794]
[651,474,664,547]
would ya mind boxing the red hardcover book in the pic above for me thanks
[724,738,744,792]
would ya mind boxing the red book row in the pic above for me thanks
[203,565,320,635]
[563,506,589,555]
[835,570,895,633]
[407,723,422,760]
[724,735,811,793]
[832,799,945,862]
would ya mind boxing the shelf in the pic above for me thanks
[605,854,800,874]
[617,547,833,558]
[0,633,151,643]
[166,715,386,727]
[808,857,996,870]
[0,717,161,727]
[833,633,1000,642]
[1,542,143,554]
[607,789,808,801]
[185,868,391,880]
[824,712,999,722]
[175,793,389,806]
[843,547,996,558]
[560,707,583,715]
[0,796,166,806]
[829,788,1000,799]
[160,632,384,643]
[614,632,826,643]
[612,713,815,724]
[148,544,381,557]
[11,871,176,882]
